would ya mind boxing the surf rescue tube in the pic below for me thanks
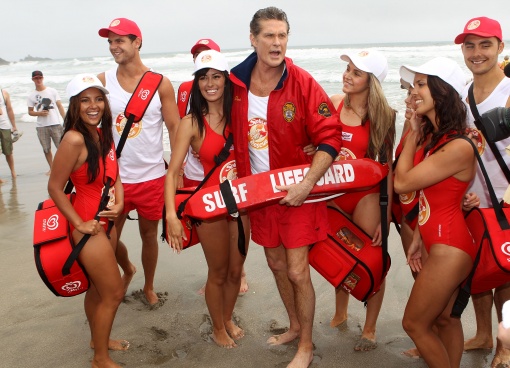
[185,158,388,220]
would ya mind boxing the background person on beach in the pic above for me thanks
[48,74,127,368]
[395,57,476,368]
[230,7,341,367]
[328,50,396,351]
[27,70,66,175]
[500,55,509,70]
[0,88,20,179]
[454,16,510,368]
[97,18,181,307]
[165,49,249,349]
[176,38,249,296]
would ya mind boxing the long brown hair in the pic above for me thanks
[62,89,114,183]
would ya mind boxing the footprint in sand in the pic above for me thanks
[199,314,213,342]
[150,326,169,341]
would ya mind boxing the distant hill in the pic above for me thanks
[20,55,52,62]
[0,58,9,66]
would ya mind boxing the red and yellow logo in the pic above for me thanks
[248,117,268,150]
[399,191,416,205]
[418,191,430,226]
[219,160,237,183]
[115,113,142,139]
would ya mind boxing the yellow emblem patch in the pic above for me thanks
[318,102,332,117]
[283,102,296,123]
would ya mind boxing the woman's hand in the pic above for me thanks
[167,216,186,254]
[407,234,424,273]
[371,223,382,246]
[75,219,105,236]
[462,192,480,211]
[98,202,124,219]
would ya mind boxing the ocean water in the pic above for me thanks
[0,41,475,151]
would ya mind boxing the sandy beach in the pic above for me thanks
[0,121,500,368]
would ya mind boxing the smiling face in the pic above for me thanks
[78,88,105,131]
[404,88,415,120]
[461,35,504,76]
[342,61,370,95]
[250,19,288,69]
[198,68,226,104]
[412,73,435,123]
[107,32,140,65]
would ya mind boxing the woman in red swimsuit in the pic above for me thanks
[394,57,476,368]
[165,50,249,349]
[329,50,396,351]
[48,74,125,368]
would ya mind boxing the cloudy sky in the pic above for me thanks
[3,0,509,61]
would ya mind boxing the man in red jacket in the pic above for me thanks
[230,7,341,367]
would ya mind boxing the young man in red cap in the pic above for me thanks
[97,18,181,307]
[27,70,66,175]
[455,16,510,368]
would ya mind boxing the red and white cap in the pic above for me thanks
[194,50,229,74]
[454,17,502,44]
[340,50,388,83]
[66,74,109,98]
[98,18,142,39]
[190,39,220,55]
[399,57,467,95]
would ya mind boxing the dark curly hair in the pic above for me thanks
[62,89,114,183]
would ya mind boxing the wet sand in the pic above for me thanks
[0,122,499,367]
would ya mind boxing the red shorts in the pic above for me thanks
[333,186,379,215]
[183,176,202,188]
[123,176,165,221]
[249,202,327,248]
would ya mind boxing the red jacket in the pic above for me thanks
[230,52,342,178]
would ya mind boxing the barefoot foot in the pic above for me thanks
[287,347,314,368]
[330,314,347,328]
[401,347,421,358]
[144,288,159,306]
[211,330,237,349]
[239,273,249,295]
[225,320,245,340]
[197,283,206,296]
[267,329,300,345]
[91,356,122,368]
[90,339,130,351]
[354,336,377,351]
[492,346,510,368]
[464,335,493,351]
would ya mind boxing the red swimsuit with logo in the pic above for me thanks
[198,117,236,188]
[418,135,476,261]
[70,139,118,233]
[333,100,379,215]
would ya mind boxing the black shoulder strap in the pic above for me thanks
[176,133,234,218]
[62,177,114,276]
[378,148,390,280]
[468,84,510,183]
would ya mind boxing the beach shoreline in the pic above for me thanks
[0,122,499,368]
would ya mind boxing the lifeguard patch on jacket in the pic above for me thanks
[318,102,332,117]
[283,102,296,122]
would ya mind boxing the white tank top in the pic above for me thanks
[247,91,270,174]
[463,78,510,207]
[105,68,166,183]
[0,90,10,130]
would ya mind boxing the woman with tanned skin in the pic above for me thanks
[164,50,249,349]
[48,74,126,368]
[395,57,476,368]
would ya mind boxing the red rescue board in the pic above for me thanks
[185,159,388,220]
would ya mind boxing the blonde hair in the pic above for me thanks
[365,74,396,162]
